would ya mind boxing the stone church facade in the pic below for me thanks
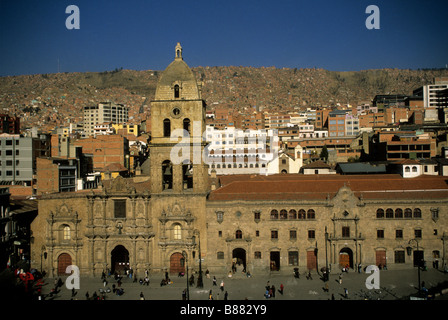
[30,44,448,277]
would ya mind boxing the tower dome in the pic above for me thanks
[154,43,200,101]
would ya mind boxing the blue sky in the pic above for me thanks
[0,0,447,76]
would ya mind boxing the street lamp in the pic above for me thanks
[407,239,421,294]
[182,251,189,300]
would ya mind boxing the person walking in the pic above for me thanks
[271,285,276,298]
[278,283,284,295]
[220,280,225,292]
[213,276,217,286]
[140,292,145,300]
[224,291,228,300]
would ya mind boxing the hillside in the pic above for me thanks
[1,67,448,132]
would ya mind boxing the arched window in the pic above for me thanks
[395,208,403,218]
[182,160,193,189]
[173,224,182,240]
[163,118,171,137]
[162,160,173,190]
[289,209,297,219]
[183,118,190,136]
[413,208,422,218]
[412,166,418,173]
[405,166,410,173]
[270,210,278,219]
[376,208,384,219]
[63,225,71,240]
[404,208,413,218]
[280,209,288,219]
[298,209,306,220]
[235,230,242,239]
[174,85,180,98]
[386,208,394,218]
[307,209,315,219]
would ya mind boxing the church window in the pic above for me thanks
[183,118,190,136]
[114,199,127,218]
[289,209,297,219]
[289,230,297,239]
[174,85,180,98]
[298,209,306,219]
[307,209,315,219]
[162,160,173,190]
[395,208,403,218]
[235,230,242,239]
[163,119,171,137]
[385,208,394,218]
[404,208,412,218]
[182,162,193,189]
[342,226,350,238]
[280,209,288,219]
[376,208,384,218]
[173,224,182,240]
[414,208,422,218]
[63,226,71,240]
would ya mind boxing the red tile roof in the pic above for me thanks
[209,174,448,201]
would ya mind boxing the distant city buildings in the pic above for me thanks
[83,102,129,137]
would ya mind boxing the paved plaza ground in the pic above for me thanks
[39,266,448,301]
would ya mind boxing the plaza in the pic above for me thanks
[39,267,448,301]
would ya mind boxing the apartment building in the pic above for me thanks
[328,110,359,137]
[83,102,129,137]
[413,77,448,109]
[0,135,33,186]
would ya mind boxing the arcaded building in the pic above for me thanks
[30,44,448,277]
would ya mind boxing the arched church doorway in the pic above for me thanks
[170,252,185,275]
[111,245,129,274]
[339,247,354,269]
[57,253,72,275]
[232,248,246,272]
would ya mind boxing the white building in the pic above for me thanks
[205,126,280,175]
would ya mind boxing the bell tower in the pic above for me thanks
[150,42,208,194]
[149,43,209,274]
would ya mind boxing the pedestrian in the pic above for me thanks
[279,283,284,295]
[271,285,276,298]
[140,292,145,300]
[220,280,224,292]
[213,276,217,286]
[205,269,210,279]
[103,278,107,287]
[331,293,335,300]
[338,274,342,284]
[224,291,228,300]
[85,291,89,300]
[264,289,270,299]
[209,290,213,300]
[182,289,187,300]
[344,288,348,299]
[324,282,329,293]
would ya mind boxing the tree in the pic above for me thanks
[320,145,328,161]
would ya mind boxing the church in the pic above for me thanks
[30,44,448,278]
